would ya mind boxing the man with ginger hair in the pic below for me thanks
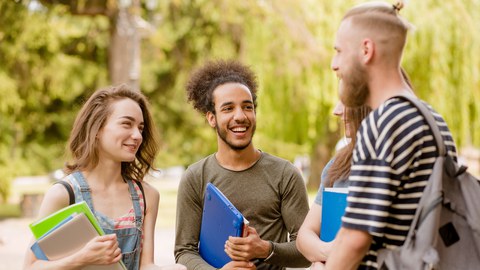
[323,2,458,270]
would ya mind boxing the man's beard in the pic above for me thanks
[216,122,256,151]
[340,61,369,108]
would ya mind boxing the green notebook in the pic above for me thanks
[29,201,104,239]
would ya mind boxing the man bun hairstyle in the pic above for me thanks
[393,0,405,13]
[342,1,413,65]
[343,0,412,32]
[186,59,258,115]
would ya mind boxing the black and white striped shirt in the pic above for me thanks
[342,97,458,269]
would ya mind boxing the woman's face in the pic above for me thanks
[333,100,352,138]
[96,98,144,163]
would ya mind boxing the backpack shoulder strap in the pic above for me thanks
[135,180,147,217]
[394,94,446,156]
[54,180,75,205]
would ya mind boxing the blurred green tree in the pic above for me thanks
[0,0,109,201]
[0,0,479,202]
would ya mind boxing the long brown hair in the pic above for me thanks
[325,105,371,187]
[64,84,160,182]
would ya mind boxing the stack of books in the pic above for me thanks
[29,201,126,269]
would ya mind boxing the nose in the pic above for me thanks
[330,57,338,71]
[331,55,339,72]
[132,127,143,141]
[233,107,247,122]
[333,101,344,117]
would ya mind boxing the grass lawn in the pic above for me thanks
[0,203,22,219]
[156,188,179,228]
[146,180,180,229]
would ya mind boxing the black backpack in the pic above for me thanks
[377,95,480,269]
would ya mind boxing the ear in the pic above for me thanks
[206,111,216,128]
[361,38,375,64]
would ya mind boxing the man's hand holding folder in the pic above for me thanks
[224,226,272,262]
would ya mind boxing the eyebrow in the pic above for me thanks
[119,116,144,124]
[220,100,254,107]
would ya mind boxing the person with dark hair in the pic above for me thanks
[174,60,310,270]
[296,99,371,267]
[23,85,186,270]
[321,1,458,269]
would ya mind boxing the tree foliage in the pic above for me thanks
[0,0,109,201]
[0,0,479,200]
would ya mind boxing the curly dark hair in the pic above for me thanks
[186,59,258,114]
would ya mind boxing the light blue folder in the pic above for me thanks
[320,187,348,242]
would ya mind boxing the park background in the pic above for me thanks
[0,0,479,269]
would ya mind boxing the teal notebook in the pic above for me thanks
[320,187,348,242]
[29,201,104,239]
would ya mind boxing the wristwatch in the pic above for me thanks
[263,240,275,261]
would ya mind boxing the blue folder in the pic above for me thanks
[199,183,246,268]
[320,187,348,242]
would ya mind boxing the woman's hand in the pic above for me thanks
[75,234,122,266]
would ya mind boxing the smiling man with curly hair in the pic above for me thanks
[174,59,310,270]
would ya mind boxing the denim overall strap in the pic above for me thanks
[113,180,143,270]
[127,180,144,230]
[72,171,96,212]
[69,172,143,270]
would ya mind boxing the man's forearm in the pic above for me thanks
[325,228,372,270]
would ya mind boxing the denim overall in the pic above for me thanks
[68,171,143,270]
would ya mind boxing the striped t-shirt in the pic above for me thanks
[342,97,457,270]
[114,181,145,229]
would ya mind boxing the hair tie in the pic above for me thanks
[393,1,404,13]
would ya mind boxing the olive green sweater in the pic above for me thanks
[174,152,310,270]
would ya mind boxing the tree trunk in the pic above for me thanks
[308,131,339,191]
[108,1,141,90]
